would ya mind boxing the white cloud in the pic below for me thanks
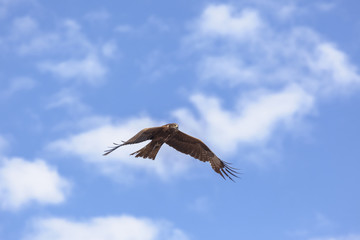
[47,85,312,178]
[7,17,113,86]
[47,3,360,173]
[179,4,360,163]
[173,85,313,155]
[307,43,360,92]
[194,5,263,40]
[187,4,360,96]
[47,117,192,182]
[0,157,71,210]
[39,55,107,85]
[23,215,189,240]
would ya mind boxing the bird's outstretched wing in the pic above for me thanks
[166,131,239,181]
[103,126,163,156]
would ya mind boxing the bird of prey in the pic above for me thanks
[103,123,239,181]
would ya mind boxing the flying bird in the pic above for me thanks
[103,123,239,181]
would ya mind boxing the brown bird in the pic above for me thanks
[103,123,239,181]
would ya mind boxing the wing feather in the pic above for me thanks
[103,126,163,156]
[166,131,239,181]
[123,127,163,145]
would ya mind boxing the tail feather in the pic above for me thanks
[130,141,163,160]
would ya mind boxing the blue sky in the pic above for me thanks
[0,0,360,239]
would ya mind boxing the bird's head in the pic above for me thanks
[165,123,179,129]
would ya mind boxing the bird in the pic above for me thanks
[103,123,239,181]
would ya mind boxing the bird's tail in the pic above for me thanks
[130,141,163,160]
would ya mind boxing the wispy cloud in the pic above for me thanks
[6,17,115,86]
[191,5,263,41]
[47,117,192,182]
[277,3,298,20]
[0,135,8,154]
[39,55,107,85]
[198,55,258,85]
[178,3,360,163]
[114,24,133,33]
[306,42,360,93]
[188,6,360,95]
[46,88,90,114]
[173,85,313,155]
[0,0,11,18]
[11,15,38,35]
[1,77,36,98]
[0,157,71,210]
[84,9,110,22]
[145,15,170,32]
[114,15,169,35]
[286,211,354,239]
[15,19,93,56]
[139,50,177,81]
[0,0,28,18]
[314,212,333,228]
[45,3,360,173]
[101,40,118,58]
[23,215,189,240]
[47,84,313,180]
[188,196,211,213]
[315,2,337,12]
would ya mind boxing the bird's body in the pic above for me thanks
[103,123,239,180]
